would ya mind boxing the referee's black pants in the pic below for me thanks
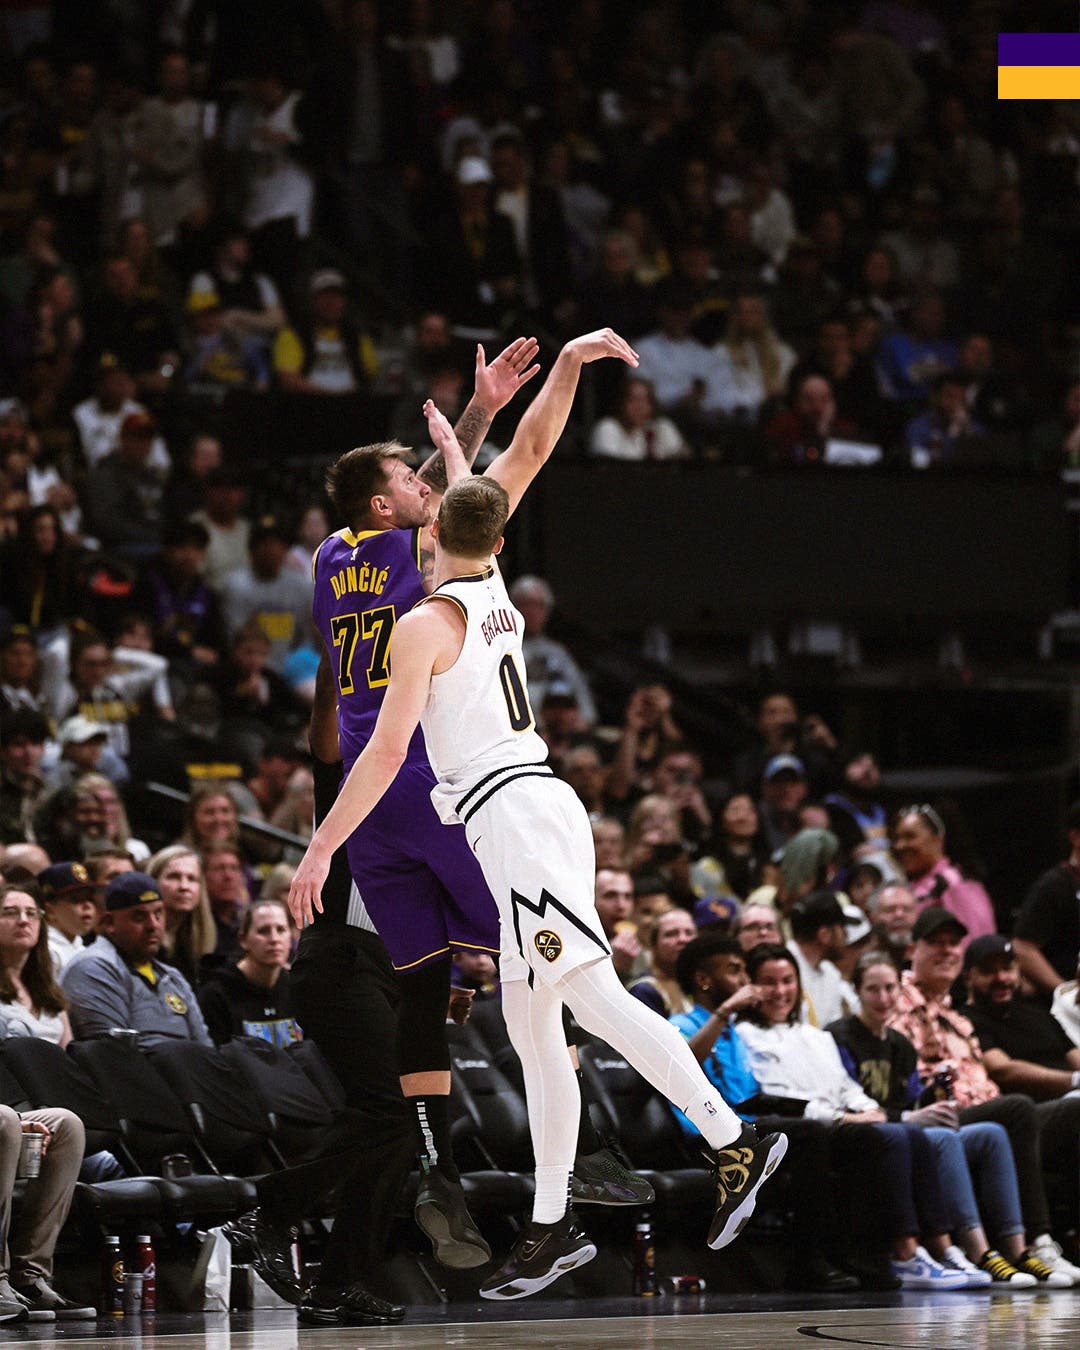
[257,921,413,1289]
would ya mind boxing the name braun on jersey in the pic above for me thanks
[480,607,518,646]
[327,562,390,601]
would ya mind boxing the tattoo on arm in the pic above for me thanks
[417,400,493,490]
[419,540,436,590]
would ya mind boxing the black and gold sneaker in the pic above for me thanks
[572,1146,655,1206]
[705,1123,788,1250]
[480,1214,597,1301]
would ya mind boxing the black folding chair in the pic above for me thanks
[0,1038,137,1168]
[220,1036,338,1164]
[69,1038,256,1222]
[144,1040,285,1175]
[0,1039,165,1228]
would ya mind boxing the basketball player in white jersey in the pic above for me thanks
[290,329,787,1299]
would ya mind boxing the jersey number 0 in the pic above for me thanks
[331,605,396,693]
[498,653,534,731]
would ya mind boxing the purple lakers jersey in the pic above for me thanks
[312,526,427,766]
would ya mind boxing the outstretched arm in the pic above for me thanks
[288,603,462,924]
[486,328,638,518]
[416,336,540,493]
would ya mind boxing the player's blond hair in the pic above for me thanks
[437,476,509,557]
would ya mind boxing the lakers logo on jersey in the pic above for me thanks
[534,930,563,963]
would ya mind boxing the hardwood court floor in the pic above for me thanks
[5,1292,1080,1348]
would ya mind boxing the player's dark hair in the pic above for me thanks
[325,443,409,524]
[675,933,742,997]
[436,476,509,557]
[742,942,802,1026]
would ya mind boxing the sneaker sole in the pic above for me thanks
[479,1242,597,1301]
[572,1183,656,1207]
[896,1276,970,1290]
[298,1306,404,1326]
[708,1133,788,1251]
[414,1201,492,1269]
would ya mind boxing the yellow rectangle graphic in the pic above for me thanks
[998,66,1080,98]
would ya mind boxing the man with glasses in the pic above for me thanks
[892,804,995,942]
[734,904,782,953]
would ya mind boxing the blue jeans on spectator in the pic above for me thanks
[871,1122,950,1238]
[923,1122,1025,1242]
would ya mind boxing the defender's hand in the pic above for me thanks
[564,328,639,367]
[474,336,541,412]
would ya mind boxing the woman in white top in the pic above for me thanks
[589,377,688,461]
[710,293,796,423]
[734,943,987,1290]
[0,883,71,1046]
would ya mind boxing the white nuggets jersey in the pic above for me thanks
[420,563,550,825]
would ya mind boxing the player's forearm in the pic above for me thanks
[508,346,583,465]
[417,396,493,491]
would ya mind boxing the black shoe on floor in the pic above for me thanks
[414,1162,492,1269]
[222,1208,305,1304]
[787,1255,861,1293]
[298,1282,406,1326]
[572,1145,655,1206]
[480,1213,597,1301]
[705,1123,788,1250]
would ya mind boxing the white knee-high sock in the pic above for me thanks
[557,958,743,1150]
[502,977,579,1224]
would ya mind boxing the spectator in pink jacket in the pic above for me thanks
[892,805,995,943]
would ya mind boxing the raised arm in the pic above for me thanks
[422,399,469,488]
[486,328,638,518]
[416,336,540,494]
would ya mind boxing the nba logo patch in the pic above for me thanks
[534,930,563,962]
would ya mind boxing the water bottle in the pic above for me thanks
[133,1234,156,1312]
[100,1235,125,1316]
[632,1217,658,1296]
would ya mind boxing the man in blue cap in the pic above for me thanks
[60,872,211,1046]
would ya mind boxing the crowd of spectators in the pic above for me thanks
[1,0,1080,1317]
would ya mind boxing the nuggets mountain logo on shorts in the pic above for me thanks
[164,992,188,1015]
[534,929,563,962]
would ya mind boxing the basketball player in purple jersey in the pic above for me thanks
[313,333,651,1261]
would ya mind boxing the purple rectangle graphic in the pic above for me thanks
[998,33,1080,66]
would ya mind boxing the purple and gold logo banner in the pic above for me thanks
[998,33,1080,98]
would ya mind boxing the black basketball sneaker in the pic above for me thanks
[480,1214,597,1300]
[706,1123,788,1249]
